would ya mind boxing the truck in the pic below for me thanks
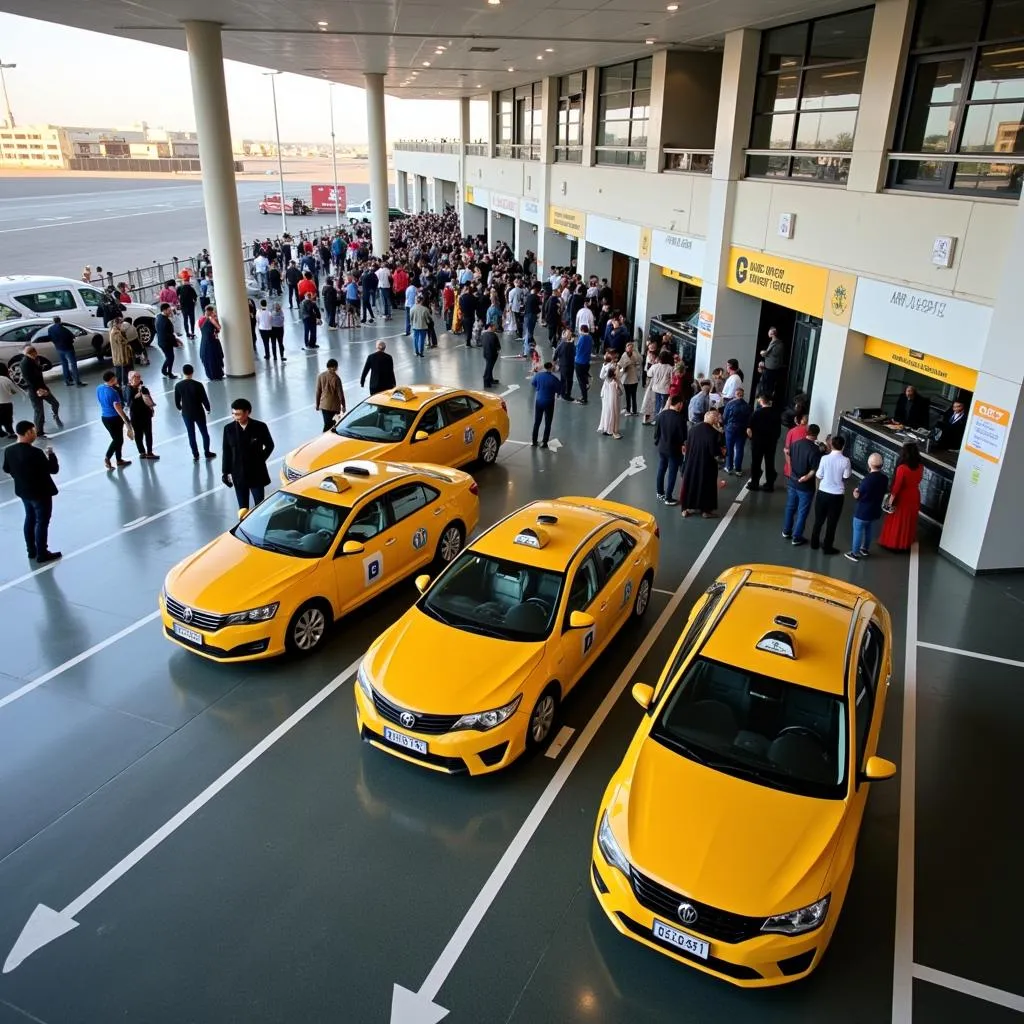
[258,185,348,217]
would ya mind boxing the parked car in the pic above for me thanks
[0,275,159,347]
[258,195,311,215]
[0,317,109,387]
[345,199,408,225]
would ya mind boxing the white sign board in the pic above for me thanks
[469,186,489,209]
[650,230,706,281]
[586,214,641,258]
[849,277,992,367]
[520,198,541,224]
[491,192,519,216]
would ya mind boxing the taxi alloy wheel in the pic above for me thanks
[437,523,464,565]
[287,601,330,655]
[478,430,500,465]
[527,687,559,748]
[633,572,653,619]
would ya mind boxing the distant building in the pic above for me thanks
[0,124,70,168]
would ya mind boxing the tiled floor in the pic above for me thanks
[0,314,1019,1023]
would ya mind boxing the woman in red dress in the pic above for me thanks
[879,442,924,552]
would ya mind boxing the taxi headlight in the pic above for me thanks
[597,811,631,878]
[761,895,830,936]
[452,694,522,731]
[224,602,279,625]
[356,664,374,702]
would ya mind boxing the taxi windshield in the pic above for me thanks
[651,657,848,800]
[233,493,347,558]
[334,400,416,443]
[420,552,564,642]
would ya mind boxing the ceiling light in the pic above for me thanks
[488,0,501,5]
[317,20,328,26]
[666,3,678,9]
[645,38,655,44]
[422,61,431,66]
[545,47,554,52]
[536,55,543,60]
[507,66,515,72]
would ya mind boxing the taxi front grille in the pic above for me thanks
[629,869,764,944]
[283,463,304,481]
[164,594,225,632]
[371,688,461,736]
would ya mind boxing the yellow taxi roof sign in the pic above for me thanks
[390,386,416,402]
[755,630,796,659]
[320,475,352,494]
[514,527,550,549]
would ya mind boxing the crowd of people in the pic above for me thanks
[2,209,923,568]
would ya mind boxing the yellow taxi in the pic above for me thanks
[282,385,510,484]
[591,565,896,987]
[160,460,479,662]
[355,498,660,775]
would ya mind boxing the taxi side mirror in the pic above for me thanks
[632,683,655,710]
[862,756,897,782]
[568,610,595,630]
[341,540,365,555]
[415,574,431,594]
[413,430,430,442]
[237,508,250,521]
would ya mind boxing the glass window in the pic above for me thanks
[961,100,1024,146]
[566,554,601,614]
[334,400,416,443]
[0,322,45,345]
[344,497,388,543]
[914,0,986,47]
[971,45,1024,98]
[78,286,106,308]
[0,302,19,321]
[986,0,1024,39]
[442,395,481,422]
[388,482,438,523]
[556,72,586,159]
[235,493,345,559]
[14,289,76,314]
[748,8,872,181]
[594,530,634,581]
[415,403,446,435]
[597,58,652,167]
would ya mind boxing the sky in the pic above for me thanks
[0,13,486,143]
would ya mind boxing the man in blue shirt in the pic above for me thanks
[96,369,134,469]
[404,283,418,336]
[573,326,593,405]
[721,386,751,474]
[47,317,84,387]
[531,362,560,448]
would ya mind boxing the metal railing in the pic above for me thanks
[392,140,462,154]
[494,142,540,161]
[887,151,1024,198]
[464,142,489,156]
[594,146,647,168]
[745,149,852,184]
[554,146,584,163]
[663,149,714,174]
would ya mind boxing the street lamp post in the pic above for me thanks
[0,62,16,129]
[263,70,287,236]
[328,83,341,229]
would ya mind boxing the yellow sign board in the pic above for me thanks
[639,227,652,261]
[727,247,829,318]
[465,185,475,204]
[548,205,586,238]
[661,266,703,287]
[825,270,857,327]
[863,337,979,391]
[965,400,1011,464]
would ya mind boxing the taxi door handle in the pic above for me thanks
[633,558,642,565]
[433,508,442,516]
[385,538,396,546]
[442,433,452,439]
[600,601,608,611]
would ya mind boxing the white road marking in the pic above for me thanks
[596,455,646,499]
[912,963,1024,1013]
[389,488,749,1023]
[917,641,1024,670]
[0,612,161,713]
[36,216,71,222]
[2,654,364,973]
[892,542,919,1024]
[652,588,675,596]
[498,384,520,398]
[543,726,575,759]
[122,516,147,528]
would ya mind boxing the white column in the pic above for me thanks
[581,66,599,167]
[458,97,470,235]
[412,174,425,213]
[645,49,669,175]
[395,170,409,213]
[364,72,390,255]
[183,21,253,377]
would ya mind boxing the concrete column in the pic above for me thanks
[847,0,914,193]
[634,261,679,341]
[808,324,889,433]
[488,91,499,157]
[581,66,599,167]
[395,170,409,213]
[412,174,425,214]
[540,75,558,165]
[698,28,762,377]
[364,72,390,256]
[183,21,253,377]
[645,49,669,175]
[941,193,1024,572]
[458,96,470,234]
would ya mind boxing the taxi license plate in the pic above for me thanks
[652,919,709,960]
[383,727,427,755]
[172,622,203,646]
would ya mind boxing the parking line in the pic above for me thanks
[392,488,750,1020]
[892,543,920,1024]
[912,964,1024,1013]
[544,726,575,759]
[917,641,1024,670]
[652,588,675,596]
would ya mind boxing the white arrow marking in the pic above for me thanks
[388,488,749,1023]
[3,654,363,973]
[544,725,575,759]
[498,384,520,398]
[122,516,147,529]
[596,455,646,499]
[547,438,562,452]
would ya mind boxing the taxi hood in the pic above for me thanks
[618,738,847,915]
[366,610,545,714]
[287,432,391,475]
[165,533,318,609]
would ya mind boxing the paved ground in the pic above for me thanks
[0,315,1020,1024]
[0,175,394,279]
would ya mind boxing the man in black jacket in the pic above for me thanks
[458,285,476,347]
[222,398,274,513]
[2,419,61,561]
[176,279,198,339]
[19,346,62,436]
[174,364,216,462]
[481,327,501,388]
[747,394,783,492]
[285,261,302,309]
[47,317,84,386]
[654,393,687,505]
[360,341,396,395]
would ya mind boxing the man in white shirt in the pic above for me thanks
[549,270,563,291]
[575,303,595,334]
[375,263,393,319]
[507,278,526,340]
[255,300,273,359]
[721,359,743,401]
[810,434,852,554]
[252,254,269,292]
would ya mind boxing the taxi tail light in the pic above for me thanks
[469,481,479,495]
[500,399,508,413]
[654,525,660,539]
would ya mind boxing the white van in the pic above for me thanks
[345,199,372,224]
[0,276,159,347]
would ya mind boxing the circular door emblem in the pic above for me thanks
[400,711,416,728]
[412,527,428,550]
[182,607,194,623]
[677,902,699,926]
